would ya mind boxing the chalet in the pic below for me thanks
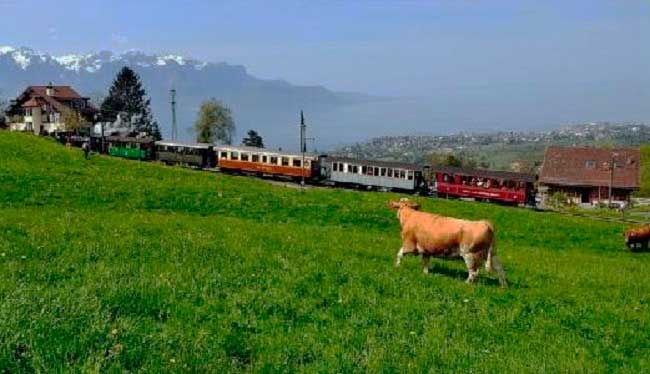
[538,146,640,206]
[5,83,97,135]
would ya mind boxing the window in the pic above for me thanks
[270,156,278,165]
[362,166,367,174]
[293,159,302,167]
[262,155,268,163]
[352,165,358,173]
[585,160,595,169]
[281,157,290,166]
[374,167,380,176]
[241,153,249,161]
[367,166,374,176]
[380,168,387,177]
[407,171,414,180]
[333,162,339,172]
[220,151,228,159]
[252,154,260,162]
[387,168,393,178]
[230,152,239,160]
[399,170,406,179]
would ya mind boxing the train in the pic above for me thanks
[71,135,537,206]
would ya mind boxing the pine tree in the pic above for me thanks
[194,99,235,144]
[101,67,162,140]
[242,130,264,148]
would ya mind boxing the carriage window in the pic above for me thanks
[220,151,228,159]
[262,155,268,163]
[407,171,414,180]
[333,162,338,172]
[252,154,260,162]
[374,167,380,176]
[293,159,302,167]
[367,167,374,176]
[387,168,393,178]
[352,165,358,173]
[585,160,595,169]
[270,156,278,165]
[281,157,290,166]
[380,168,387,177]
[230,152,239,160]
[362,165,367,174]
[400,170,406,179]
[241,153,249,161]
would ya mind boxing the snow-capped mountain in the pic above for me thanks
[0,46,374,147]
[1,46,208,72]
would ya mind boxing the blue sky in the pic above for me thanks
[1,0,649,132]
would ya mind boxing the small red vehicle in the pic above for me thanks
[433,166,536,206]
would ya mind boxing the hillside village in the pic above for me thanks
[334,122,650,171]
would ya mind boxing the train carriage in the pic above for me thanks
[321,156,429,193]
[155,141,215,169]
[104,136,155,161]
[215,145,321,180]
[433,166,536,206]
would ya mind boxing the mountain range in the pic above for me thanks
[0,46,377,149]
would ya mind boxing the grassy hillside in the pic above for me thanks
[1,132,649,372]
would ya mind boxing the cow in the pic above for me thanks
[388,198,507,287]
[624,226,650,251]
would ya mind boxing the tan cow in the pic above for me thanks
[388,198,507,287]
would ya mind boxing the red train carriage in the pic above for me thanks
[433,166,536,206]
[215,145,321,180]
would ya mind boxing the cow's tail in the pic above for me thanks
[484,221,508,288]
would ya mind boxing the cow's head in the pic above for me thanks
[388,198,420,211]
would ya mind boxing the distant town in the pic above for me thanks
[334,122,650,172]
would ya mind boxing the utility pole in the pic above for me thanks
[609,152,619,208]
[170,89,177,141]
[300,110,306,187]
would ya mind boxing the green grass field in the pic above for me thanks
[1,132,649,372]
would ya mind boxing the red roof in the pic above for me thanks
[539,146,640,189]
[26,85,85,100]
[21,97,47,108]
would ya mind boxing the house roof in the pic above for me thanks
[432,165,536,183]
[539,146,640,189]
[26,85,86,100]
[7,84,97,118]
[21,97,47,108]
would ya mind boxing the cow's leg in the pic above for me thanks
[490,255,508,288]
[421,255,430,274]
[462,252,479,284]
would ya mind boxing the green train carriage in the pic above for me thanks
[104,136,155,160]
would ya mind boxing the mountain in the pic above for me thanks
[0,46,377,148]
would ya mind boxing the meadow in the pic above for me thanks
[1,132,649,372]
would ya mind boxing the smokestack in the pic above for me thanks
[46,82,54,96]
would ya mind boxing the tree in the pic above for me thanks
[61,108,87,134]
[242,130,264,148]
[193,99,235,144]
[427,152,479,169]
[100,66,161,140]
[0,98,6,129]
